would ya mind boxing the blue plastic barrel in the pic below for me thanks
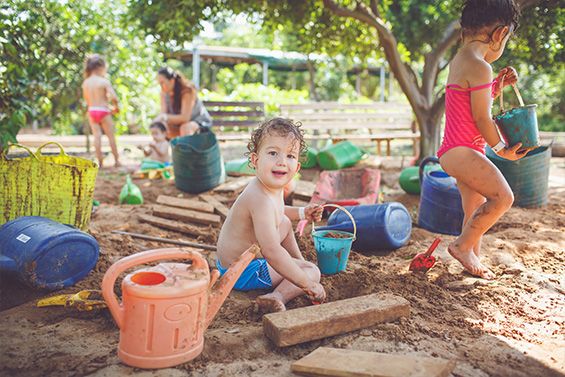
[486,145,550,208]
[315,203,412,252]
[417,157,464,235]
[171,130,226,194]
[0,216,99,290]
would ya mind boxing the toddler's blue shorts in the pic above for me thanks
[216,258,273,291]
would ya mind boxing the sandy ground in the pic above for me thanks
[0,146,564,377]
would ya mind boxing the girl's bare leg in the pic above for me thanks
[257,217,321,313]
[457,181,486,257]
[179,121,200,136]
[440,147,514,279]
[100,115,121,167]
[88,120,104,167]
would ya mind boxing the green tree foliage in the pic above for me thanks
[0,0,162,151]
[129,0,562,156]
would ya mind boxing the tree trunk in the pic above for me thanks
[307,59,319,102]
[417,114,442,160]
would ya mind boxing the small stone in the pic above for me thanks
[249,365,258,371]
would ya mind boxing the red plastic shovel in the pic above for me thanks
[409,238,441,272]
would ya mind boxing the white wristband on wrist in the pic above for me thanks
[492,140,506,153]
[298,207,306,220]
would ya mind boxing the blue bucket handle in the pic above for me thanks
[419,156,440,185]
[312,203,357,240]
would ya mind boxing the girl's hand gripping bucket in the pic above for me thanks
[494,75,539,149]
[311,204,357,275]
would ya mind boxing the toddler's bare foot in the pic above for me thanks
[448,243,495,280]
[257,293,286,313]
[114,160,122,168]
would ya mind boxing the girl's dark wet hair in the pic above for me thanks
[461,0,520,41]
[157,67,195,114]
[84,54,106,78]
[246,117,307,161]
[149,121,167,133]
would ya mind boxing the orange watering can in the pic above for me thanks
[101,245,257,369]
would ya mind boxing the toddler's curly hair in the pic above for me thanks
[246,117,307,161]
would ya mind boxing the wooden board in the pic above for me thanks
[152,205,221,226]
[263,294,410,347]
[156,195,215,213]
[137,214,208,237]
[291,347,456,377]
[199,194,230,220]
[294,180,317,202]
[213,176,253,193]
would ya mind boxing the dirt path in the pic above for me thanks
[0,158,563,377]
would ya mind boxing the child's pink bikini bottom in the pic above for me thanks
[88,106,111,123]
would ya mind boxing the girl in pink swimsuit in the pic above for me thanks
[437,0,532,279]
[82,54,121,168]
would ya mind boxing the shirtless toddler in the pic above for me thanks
[82,54,120,168]
[216,118,325,313]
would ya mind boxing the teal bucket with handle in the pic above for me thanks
[494,77,539,149]
[312,204,357,275]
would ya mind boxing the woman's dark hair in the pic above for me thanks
[460,0,520,41]
[157,67,195,114]
[149,121,167,133]
[84,54,106,78]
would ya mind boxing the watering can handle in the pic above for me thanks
[418,156,440,185]
[498,75,525,113]
[312,203,357,240]
[1,143,39,160]
[36,141,67,156]
[101,248,208,329]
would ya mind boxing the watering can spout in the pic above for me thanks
[205,244,258,329]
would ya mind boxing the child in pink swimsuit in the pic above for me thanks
[437,0,532,279]
[82,54,121,168]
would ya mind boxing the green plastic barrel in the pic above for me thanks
[301,147,318,169]
[486,145,550,208]
[171,131,226,194]
[317,141,364,170]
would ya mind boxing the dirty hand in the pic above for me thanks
[303,281,326,303]
[111,106,120,115]
[304,204,323,222]
[493,67,518,97]
[496,142,531,161]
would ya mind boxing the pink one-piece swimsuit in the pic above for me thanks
[437,80,497,158]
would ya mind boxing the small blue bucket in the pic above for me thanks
[312,204,356,275]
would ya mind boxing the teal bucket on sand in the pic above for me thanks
[312,204,357,275]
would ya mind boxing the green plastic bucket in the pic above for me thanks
[312,204,356,275]
[171,130,225,194]
[486,145,550,208]
[399,164,443,195]
[317,141,364,170]
[225,158,255,176]
[494,82,539,148]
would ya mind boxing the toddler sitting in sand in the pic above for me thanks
[216,118,325,313]
[139,121,170,164]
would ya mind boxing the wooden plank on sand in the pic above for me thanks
[263,293,410,347]
[213,176,253,193]
[153,205,221,226]
[199,194,230,219]
[294,180,317,202]
[138,214,208,237]
[156,195,215,213]
[291,347,455,377]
